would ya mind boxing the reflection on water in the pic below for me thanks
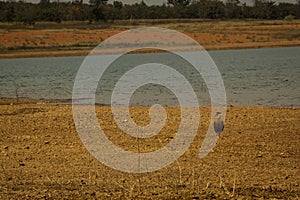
[0,47,299,108]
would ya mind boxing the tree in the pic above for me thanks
[89,0,108,22]
[5,3,16,22]
[168,0,191,6]
[253,0,276,19]
[192,0,224,19]
[39,0,50,7]
[225,0,241,18]
[0,0,299,23]
[72,0,83,5]
[89,0,108,6]
[296,0,300,18]
[113,1,123,9]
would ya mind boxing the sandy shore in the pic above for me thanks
[1,41,300,59]
[0,99,299,199]
[0,20,299,58]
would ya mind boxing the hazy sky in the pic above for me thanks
[7,0,298,5]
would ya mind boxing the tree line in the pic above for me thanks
[0,0,299,24]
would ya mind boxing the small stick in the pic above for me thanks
[232,172,236,197]
[192,168,195,189]
[12,79,20,102]
[205,182,210,190]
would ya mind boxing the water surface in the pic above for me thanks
[0,47,299,107]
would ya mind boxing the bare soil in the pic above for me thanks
[0,99,299,199]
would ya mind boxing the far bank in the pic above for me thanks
[0,19,299,58]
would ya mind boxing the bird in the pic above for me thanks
[214,112,224,136]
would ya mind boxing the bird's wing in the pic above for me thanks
[214,118,224,135]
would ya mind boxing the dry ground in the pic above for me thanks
[0,99,299,199]
[0,19,299,58]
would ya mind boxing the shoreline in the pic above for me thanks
[0,42,300,59]
[1,98,299,109]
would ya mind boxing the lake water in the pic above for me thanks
[0,47,299,108]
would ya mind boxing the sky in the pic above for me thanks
[3,0,298,5]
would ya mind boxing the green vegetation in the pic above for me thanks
[0,0,299,25]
